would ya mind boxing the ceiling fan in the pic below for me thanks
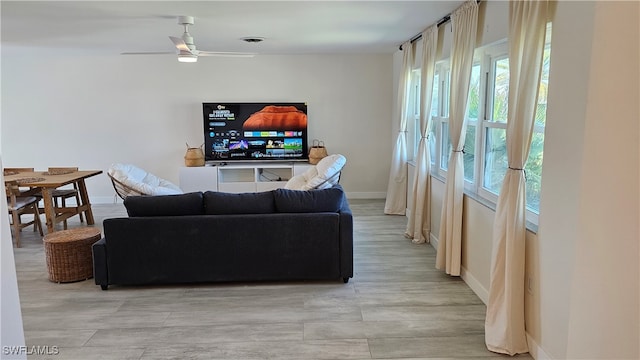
[121,16,257,62]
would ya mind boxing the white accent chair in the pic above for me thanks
[107,163,183,200]
[284,154,346,191]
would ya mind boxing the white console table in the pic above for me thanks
[179,162,312,193]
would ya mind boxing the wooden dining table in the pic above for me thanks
[4,169,103,233]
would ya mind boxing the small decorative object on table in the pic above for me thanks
[184,143,205,167]
[309,139,328,165]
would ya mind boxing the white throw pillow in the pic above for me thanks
[301,154,346,190]
[316,154,346,179]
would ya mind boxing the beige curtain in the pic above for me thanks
[436,0,478,275]
[485,0,549,355]
[405,25,438,243]
[384,42,414,215]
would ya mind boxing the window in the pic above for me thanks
[408,24,552,225]
[481,55,509,197]
[464,63,482,183]
[480,27,552,218]
[431,64,450,175]
[428,71,439,164]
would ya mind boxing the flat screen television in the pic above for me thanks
[203,102,308,162]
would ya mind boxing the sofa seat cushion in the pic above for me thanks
[124,192,204,217]
[204,190,276,215]
[274,187,344,213]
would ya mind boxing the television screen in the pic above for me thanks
[203,102,308,162]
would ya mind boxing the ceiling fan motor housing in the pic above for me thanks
[177,16,195,26]
[177,16,196,50]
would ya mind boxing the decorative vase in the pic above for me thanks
[184,143,205,167]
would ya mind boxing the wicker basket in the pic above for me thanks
[184,143,205,167]
[43,227,101,283]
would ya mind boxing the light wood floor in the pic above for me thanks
[12,199,532,359]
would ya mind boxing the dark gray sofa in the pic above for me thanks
[92,185,353,290]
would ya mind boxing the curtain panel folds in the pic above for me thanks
[485,0,549,355]
[405,25,438,243]
[384,42,414,215]
[436,0,478,275]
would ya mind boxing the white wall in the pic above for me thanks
[564,1,639,358]
[535,2,594,357]
[1,53,393,201]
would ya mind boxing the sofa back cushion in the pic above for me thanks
[204,190,276,215]
[124,192,204,217]
[274,186,344,213]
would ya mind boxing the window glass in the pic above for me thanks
[483,127,507,194]
[413,73,420,118]
[525,131,545,211]
[492,58,509,122]
[464,124,476,182]
[536,27,552,126]
[467,64,481,120]
[443,69,451,117]
[463,64,481,182]
[431,73,440,117]
[441,122,450,170]
[428,120,436,165]
[525,28,552,212]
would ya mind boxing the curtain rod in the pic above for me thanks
[399,0,480,51]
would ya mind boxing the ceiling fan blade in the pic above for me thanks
[169,36,192,53]
[197,51,256,58]
[121,51,175,55]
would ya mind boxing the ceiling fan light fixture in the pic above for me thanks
[178,54,197,63]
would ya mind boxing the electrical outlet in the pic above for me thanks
[527,275,534,295]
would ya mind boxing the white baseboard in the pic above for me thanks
[429,233,490,307]
[90,196,121,204]
[460,265,489,305]
[40,196,118,205]
[429,232,438,249]
[526,333,551,360]
[345,191,387,199]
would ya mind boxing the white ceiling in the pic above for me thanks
[1,1,463,55]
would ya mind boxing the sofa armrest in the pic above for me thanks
[92,238,108,290]
[338,198,354,280]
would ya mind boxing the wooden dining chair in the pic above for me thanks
[3,167,34,176]
[48,167,83,230]
[3,167,42,197]
[6,180,43,247]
